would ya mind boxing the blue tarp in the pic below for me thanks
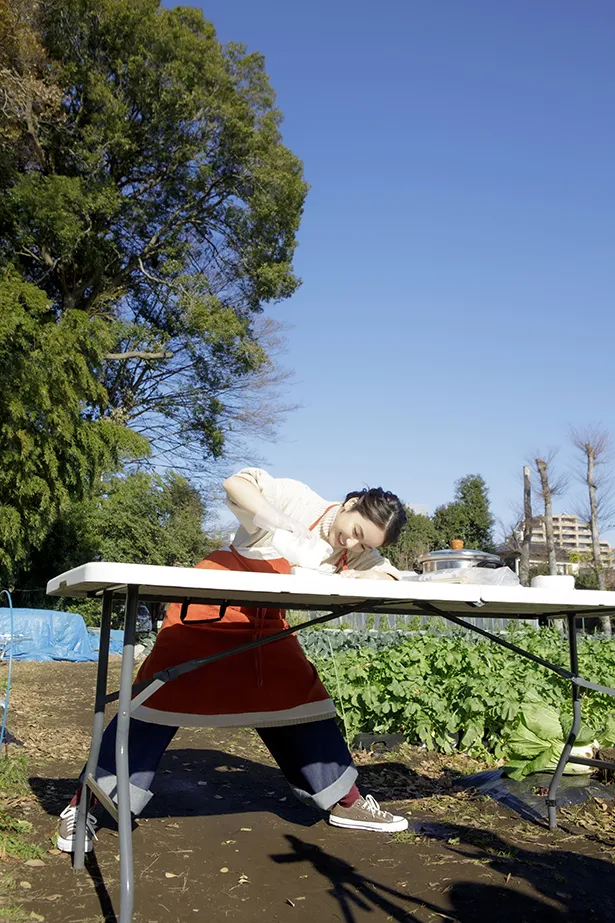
[0,608,97,662]
[88,628,125,655]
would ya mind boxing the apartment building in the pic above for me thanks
[531,514,613,567]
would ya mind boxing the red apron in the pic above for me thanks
[133,510,342,728]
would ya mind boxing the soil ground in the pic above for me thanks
[2,660,615,923]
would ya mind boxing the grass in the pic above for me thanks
[0,754,29,799]
[0,751,44,923]
[390,830,418,843]
[0,752,43,860]
[0,873,40,921]
[0,813,44,862]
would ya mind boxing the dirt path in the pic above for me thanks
[3,661,615,923]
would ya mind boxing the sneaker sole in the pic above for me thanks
[56,834,94,853]
[328,816,409,833]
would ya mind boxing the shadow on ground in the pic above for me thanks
[30,751,443,826]
[25,739,615,923]
[30,745,322,827]
[272,827,614,923]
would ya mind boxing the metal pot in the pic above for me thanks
[417,547,503,574]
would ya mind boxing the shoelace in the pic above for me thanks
[363,794,390,818]
[61,807,98,839]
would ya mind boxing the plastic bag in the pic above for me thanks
[457,767,614,823]
[271,529,334,568]
[417,565,520,587]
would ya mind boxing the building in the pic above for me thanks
[498,542,576,577]
[530,515,613,568]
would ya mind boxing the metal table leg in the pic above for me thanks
[117,586,139,923]
[547,613,581,829]
[74,590,113,871]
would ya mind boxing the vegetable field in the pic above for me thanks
[300,626,615,773]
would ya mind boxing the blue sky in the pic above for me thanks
[186,1,615,538]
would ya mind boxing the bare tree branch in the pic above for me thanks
[569,427,613,632]
[104,350,174,361]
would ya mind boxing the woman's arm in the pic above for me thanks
[223,474,309,536]
[337,547,401,581]
[223,475,270,519]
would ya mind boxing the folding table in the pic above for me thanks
[47,562,615,923]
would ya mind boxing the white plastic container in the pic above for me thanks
[530,575,575,590]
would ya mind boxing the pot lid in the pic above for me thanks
[418,540,502,565]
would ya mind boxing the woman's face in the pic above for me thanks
[328,502,387,553]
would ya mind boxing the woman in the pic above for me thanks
[58,468,408,852]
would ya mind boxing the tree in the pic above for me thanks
[534,454,567,577]
[534,453,567,632]
[0,0,307,468]
[570,426,613,634]
[432,475,494,552]
[0,266,143,586]
[19,469,216,598]
[385,508,437,571]
[519,465,533,587]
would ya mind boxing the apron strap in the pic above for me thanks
[308,504,348,571]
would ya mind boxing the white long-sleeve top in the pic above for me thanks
[226,467,400,578]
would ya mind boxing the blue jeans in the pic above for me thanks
[89,716,357,814]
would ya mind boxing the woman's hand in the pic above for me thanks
[223,475,309,538]
[339,569,394,581]
[253,505,310,538]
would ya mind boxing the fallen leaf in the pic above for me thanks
[165,872,179,879]
[25,859,45,867]
[29,914,45,921]
[47,848,61,856]
[197,781,208,786]
[20,881,32,889]
[220,867,229,873]
[45,895,62,901]
[214,795,223,799]
[166,823,180,828]
[240,827,252,832]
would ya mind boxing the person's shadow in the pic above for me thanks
[30,746,321,923]
[29,753,615,923]
[423,820,615,922]
[271,830,613,923]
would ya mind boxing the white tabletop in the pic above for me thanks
[46,561,615,619]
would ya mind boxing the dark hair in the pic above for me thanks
[343,487,406,547]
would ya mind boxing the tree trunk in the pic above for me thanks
[586,444,611,634]
[536,458,564,632]
[536,459,557,575]
[520,465,532,587]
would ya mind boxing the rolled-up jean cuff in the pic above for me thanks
[86,769,154,816]
[289,764,358,812]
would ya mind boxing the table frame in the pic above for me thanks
[56,577,615,923]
